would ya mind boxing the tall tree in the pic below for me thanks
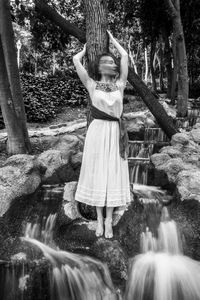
[34,0,178,138]
[164,0,188,117]
[0,0,31,154]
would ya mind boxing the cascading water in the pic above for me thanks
[128,127,169,204]
[125,207,200,300]
[21,214,118,300]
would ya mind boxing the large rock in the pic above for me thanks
[56,181,82,227]
[91,239,128,285]
[151,128,200,202]
[171,132,190,146]
[124,111,155,133]
[0,155,44,216]
[37,134,83,184]
[176,170,200,202]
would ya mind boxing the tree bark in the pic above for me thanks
[150,40,157,92]
[163,33,173,98]
[83,0,108,79]
[164,0,188,116]
[144,46,148,83]
[171,33,178,104]
[0,40,28,154]
[158,38,165,92]
[0,0,31,154]
[36,0,178,138]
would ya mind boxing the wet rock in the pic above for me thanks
[169,200,200,260]
[0,155,43,217]
[91,238,128,285]
[78,203,97,220]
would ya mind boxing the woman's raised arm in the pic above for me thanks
[107,30,128,83]
[73,44,92,89]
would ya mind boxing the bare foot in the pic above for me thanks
[104,218,113,239]
[95,218,104,237]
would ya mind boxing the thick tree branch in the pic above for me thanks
[35,0,178,138]
[34,0,86,43]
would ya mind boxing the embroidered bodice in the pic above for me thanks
[87,80,125,119]
[95,81,119,93]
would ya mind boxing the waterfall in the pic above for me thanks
[21,215,117,300]
[125,207,200,300]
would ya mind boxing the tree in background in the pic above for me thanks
[0,0,31,154]
[7,0,178,138]
[164,0,188,117]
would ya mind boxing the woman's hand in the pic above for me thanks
[73,43,87,61]
[107,30,114,41]
[107,30,128,83]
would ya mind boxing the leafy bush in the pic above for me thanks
[0,73,88,128]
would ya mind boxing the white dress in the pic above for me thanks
[75,79,131,207]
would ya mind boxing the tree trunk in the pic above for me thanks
[163,33,173,98]
[36,0,178,138]
[144,46,148,83]
[0,40,28,154]
[0,0,31,154]
[150,40,157,92]
[171,33,178,104]
[164,0,188,116]
[158,38,165,92]
[128,37,138,74]
[174,17,188,116]
[83,0,108,79]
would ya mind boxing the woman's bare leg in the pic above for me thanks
[105,207,114,238]
[95,206,104,237]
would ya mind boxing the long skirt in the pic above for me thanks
[75,119,131,207]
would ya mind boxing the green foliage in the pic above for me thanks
[20,73,88,122]
[0,73,88,128]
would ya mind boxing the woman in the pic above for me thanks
[73,30,130,238]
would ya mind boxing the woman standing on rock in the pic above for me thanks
[73,30,130,238]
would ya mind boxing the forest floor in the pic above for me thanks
[0,97,146,166]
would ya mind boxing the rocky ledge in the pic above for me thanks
[151,123,200,202]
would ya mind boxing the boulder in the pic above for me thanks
[176,170,200,202]
[160,146,182,158]
[150,153,171,167]
[124,111,155,133]
[91,238,128,285]
[0,155,43,216]
[37,150,78,184]
[36,134,84,184]
[171,132,190,146]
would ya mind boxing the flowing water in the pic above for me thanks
[21,215,118,300]
[126,129,200,300]
[1,127,200,300]
[125,207,200,300]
